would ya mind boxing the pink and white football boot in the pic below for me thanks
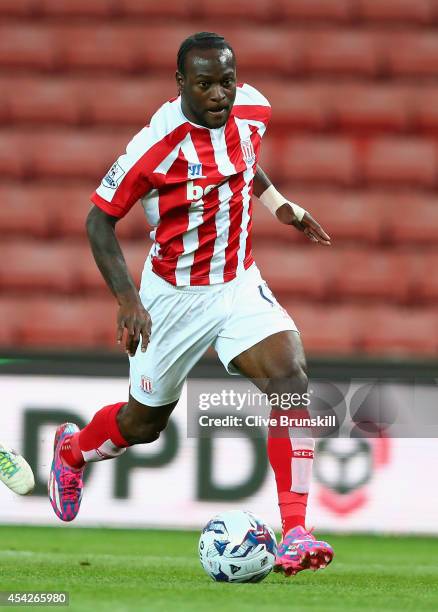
[48,423,84,522]
[274,526,334,576]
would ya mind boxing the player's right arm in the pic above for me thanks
[88,107,182,355]
[86,206,151,357]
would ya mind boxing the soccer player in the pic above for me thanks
[48,32,333,576]
[0,442,35,495]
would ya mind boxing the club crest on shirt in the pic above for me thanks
[187,162,204,179]
[103,161,125,189]
[241,138,256,165]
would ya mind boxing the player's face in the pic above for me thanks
[176,47,237,129]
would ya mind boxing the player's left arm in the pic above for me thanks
[253,166,331,246]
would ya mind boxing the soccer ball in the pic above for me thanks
[199,510,277,583]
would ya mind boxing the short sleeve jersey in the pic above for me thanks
[91,83,271,286]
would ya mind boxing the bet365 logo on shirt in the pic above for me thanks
[186,162,219,201]
[186,180,217,201]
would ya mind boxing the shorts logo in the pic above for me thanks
[140,375,153,393]
[188,162,203,178]
[103,161,125,189]
[241,138,256,165]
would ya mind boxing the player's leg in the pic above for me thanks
[231,330,314,537]
[231,330,333,576]
[48,264,226,522]
[215,265,333,575]
[0,442,35,495]
[61,395,178,468]
[48,395,177,522]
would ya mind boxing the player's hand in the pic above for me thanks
[275,203,331,246]
[116,299,152,357]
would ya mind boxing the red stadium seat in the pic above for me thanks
[0,133,30,179]
[253,244,339,300]
[39,0,114,16]
[357,0,433,24]
[197,0,274,21]
[257,137,285,182]
[0,25,57,71]
[278,0,353,22]
[60,26,139,72]
[361,307,438,356]
[329,84,410,132]
[0,240,81,293]
[49,186,94,238]
[114,241,148,288]
[2,7,437,359]
[0,298,26,346]
[409,253,438,304]
[242,188,385,246]
[0,0,36,16]
[2,77,81,126]
[64,25,187,74]
[331,249,410,303]
[253,81,328,131]
[0,185,54,238]
[386,194,438,246]
[0,183,152,241]
[119,0,192,18]
[283,302,364,354]
[251,200,302,243]
[302,30,381,77]
[75,241,147,294]
[85,78,176,126]
[280,137,357,186]
[28,130,131,180]
[386,32,438,77]
[0,81,9,124]
[18,297,115,348]
[362,138,437,187]
[1,23,387,79]
[229,28,302,75]
[252,188,388,245]
[55,188,152,240]
[115,203,153,241]
[411,85,438,132]
[68,245,104,294]
[282,189,384,244]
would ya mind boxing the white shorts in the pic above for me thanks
[129,262,298,406]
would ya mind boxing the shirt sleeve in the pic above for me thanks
[91,121,169,219]
[232,83,272,128]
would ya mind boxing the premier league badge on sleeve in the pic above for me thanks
[103,161,125,189]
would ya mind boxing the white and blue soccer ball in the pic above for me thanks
[199,510,277,583]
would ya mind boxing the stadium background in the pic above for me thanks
[1,0,438,538]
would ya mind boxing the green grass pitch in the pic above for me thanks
[1,526,438,612]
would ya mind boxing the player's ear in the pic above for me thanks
[175,71,184,95]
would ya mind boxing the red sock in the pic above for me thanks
[61,402,129,469]
[267,410,315,537]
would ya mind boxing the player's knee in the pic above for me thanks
[267,357,308,397]
[129,419,168,444]
[117,400,171,444]
[138,423,164,443]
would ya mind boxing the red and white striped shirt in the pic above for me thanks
[91,83,271,286]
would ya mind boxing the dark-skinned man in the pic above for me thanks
[48,32,333,576]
